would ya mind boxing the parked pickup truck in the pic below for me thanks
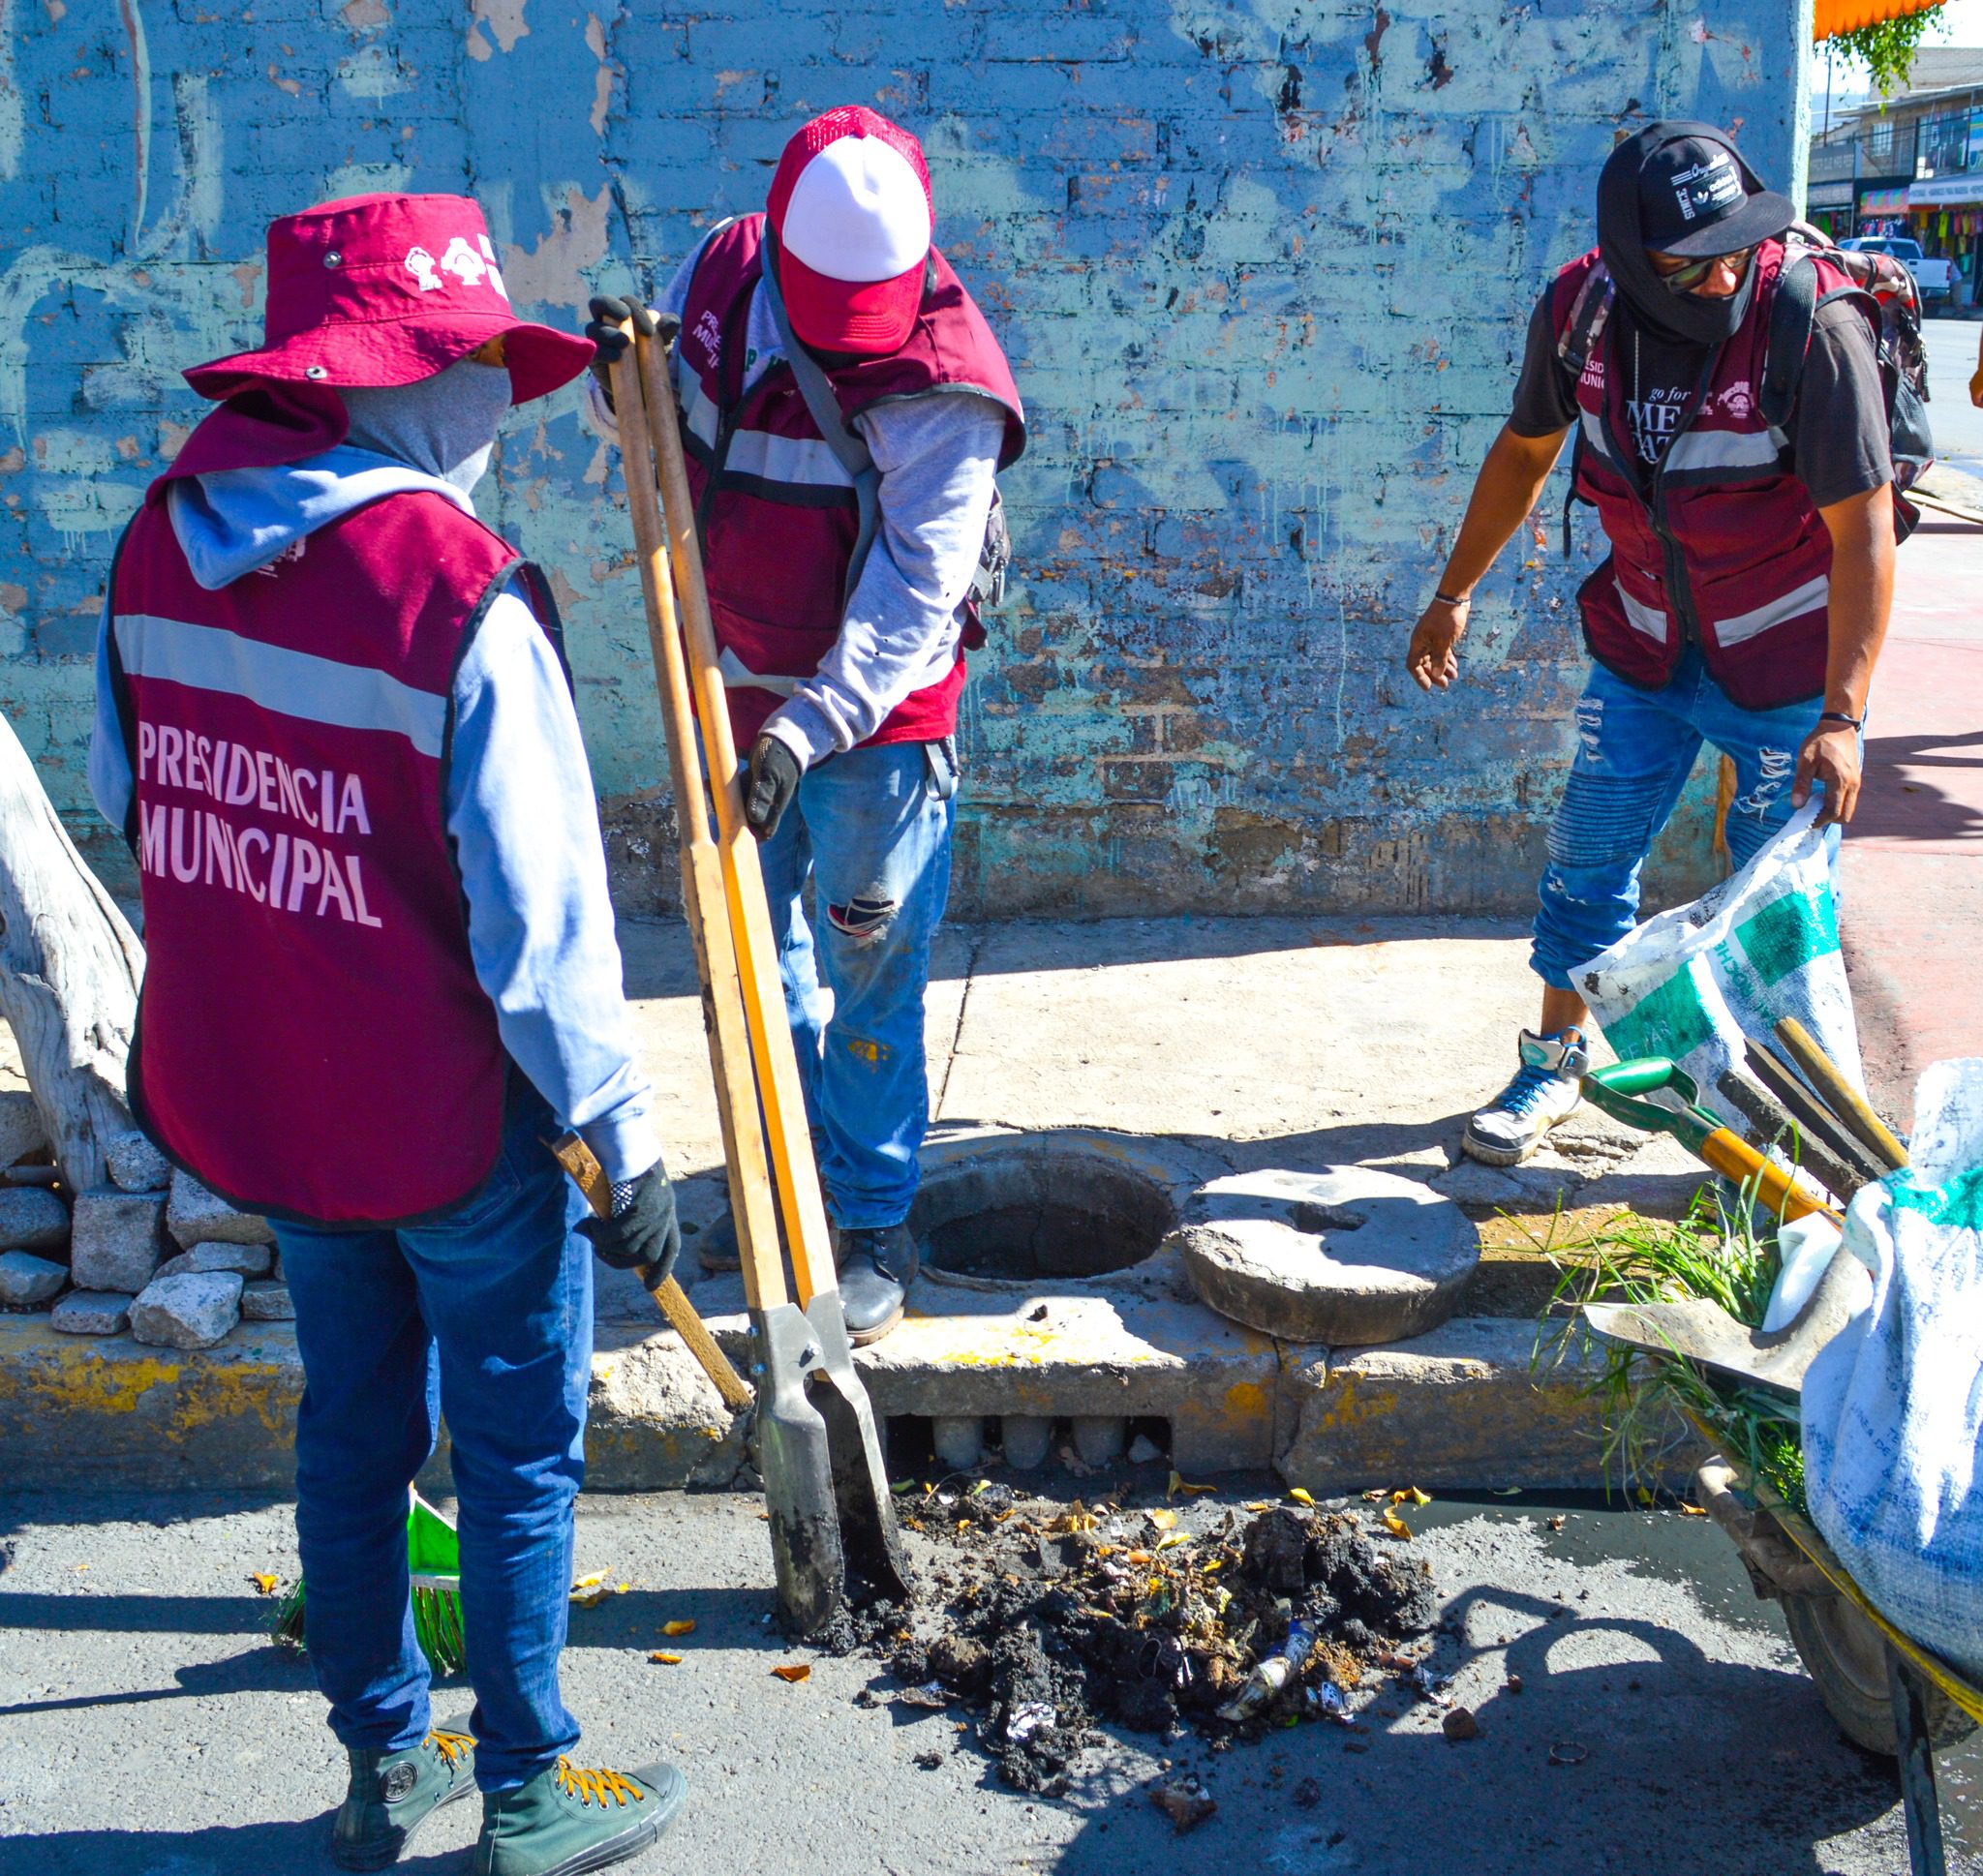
[1842,235,1955,307]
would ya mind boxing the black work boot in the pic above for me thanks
[331,1717,477,1870]
[831,1222,919,1346]
[692,1162,823,1272]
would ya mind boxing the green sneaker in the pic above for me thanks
[474,1756,686,1876]
[331,1717,477,1870]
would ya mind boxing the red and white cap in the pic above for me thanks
[766,107,933,354]
[183,193,596,405]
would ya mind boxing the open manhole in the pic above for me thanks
[909,1132,1190,1286]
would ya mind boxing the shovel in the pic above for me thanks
[1581,1057,1844,1228]
[608,321,910,1635]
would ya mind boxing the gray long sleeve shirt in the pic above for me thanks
[588,231,1005,767]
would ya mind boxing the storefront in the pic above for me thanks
[1857,183,1912,240]
[1807,178,1855,240]
[1909,173,1983,307]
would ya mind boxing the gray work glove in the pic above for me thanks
[743,733,804,842]
[579,1159,681,1282]
[585,294,658,409]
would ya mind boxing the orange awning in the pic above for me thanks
[1815,0,1941,41]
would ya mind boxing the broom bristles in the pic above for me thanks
[270,1575,467,1676]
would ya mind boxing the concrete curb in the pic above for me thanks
[0,1302,1649,1496]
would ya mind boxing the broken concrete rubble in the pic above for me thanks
[105,1132,171,1194]
[155,1241,273,1282]
[0,1251,66,1307]
[0,1186,69,1253]
[68,1189,165,1293]
[0,1091,46,1168]
[129,1270,244,1349]
[167,1168,273,1249]
[240,1280,294,1321]
[49,1289,133,1335]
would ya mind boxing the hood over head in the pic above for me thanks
[1598,121,1786,347]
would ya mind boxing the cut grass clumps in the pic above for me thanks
[1536,1191,1807,1513]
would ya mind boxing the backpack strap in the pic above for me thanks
[1556,262,1614,379]
[1759,250,1820,432]
[758,225,882,612]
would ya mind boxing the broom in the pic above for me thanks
[273,1487,468,1675]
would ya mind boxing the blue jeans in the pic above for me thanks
[758,741,954,1229]
[1532,650,1836,991]
[275,1077,593,1793]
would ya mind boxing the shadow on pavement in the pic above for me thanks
[0,1822,462,1876]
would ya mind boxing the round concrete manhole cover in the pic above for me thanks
[1170,1165,1478,1346]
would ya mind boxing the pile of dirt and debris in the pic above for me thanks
[833,1484,1438,1795]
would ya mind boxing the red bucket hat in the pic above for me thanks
[766,107,933,354]
[184,193,596,405]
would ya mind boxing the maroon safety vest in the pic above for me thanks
[1553,240,1863,711]
[676,213,1025,748]
[109,467,539,1225]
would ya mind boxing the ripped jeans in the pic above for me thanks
[1532,649,1836,992]
[758,740,955,1229]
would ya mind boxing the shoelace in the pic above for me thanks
[428,1729,474,1768]
[840,1230,902,1282]
[554,1760,647,1807]
[1493,1060,1566,1119]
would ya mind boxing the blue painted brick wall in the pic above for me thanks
[0,0,1808,917]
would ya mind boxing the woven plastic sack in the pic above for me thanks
[1802,1058,1983,1683]
[1576,802,1864,1128]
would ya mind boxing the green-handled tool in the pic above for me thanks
[274,1487,466,1674]
[1582,1057,1843,1227]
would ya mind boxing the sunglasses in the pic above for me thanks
[1649,246,1757,294]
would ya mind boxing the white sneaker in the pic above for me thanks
[1463,1028,1589,1166]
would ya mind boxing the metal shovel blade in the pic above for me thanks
[802,1291,913,1612]
[752,1302,848,1638]
[1583,1244,1869,1397]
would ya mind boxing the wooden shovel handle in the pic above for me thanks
[1699,1128,1844,1227]
[1773,1017,1908,1175]
[631,326,841,1310]
[607,334,788,1319]
[549,1133,753,1412]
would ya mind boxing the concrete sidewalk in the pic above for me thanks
[1842,476,1983,1126]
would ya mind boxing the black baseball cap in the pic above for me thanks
[1637,135,1794,257]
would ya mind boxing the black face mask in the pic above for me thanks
[1598,121,1764,348]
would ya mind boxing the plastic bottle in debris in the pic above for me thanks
[1218,1618,1316,1723]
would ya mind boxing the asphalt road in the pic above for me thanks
[2,1483,1977,1875]
[1925,315,1983,473]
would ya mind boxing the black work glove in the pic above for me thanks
[579,1160,681,1283]
[742,733,803,842]
[585,294,658,409]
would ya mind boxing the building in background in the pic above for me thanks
[1807,47,1983,302]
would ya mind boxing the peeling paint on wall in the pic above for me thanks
[0,0,1806,918]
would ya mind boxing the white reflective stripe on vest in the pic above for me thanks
[715,645,802,697]
[114,613,447,757]
[1580,408,1613,463]
[1616,581,1666,642]
[1712,571,1831,649]
[678,353,855,491]
[1663,425,1788,473]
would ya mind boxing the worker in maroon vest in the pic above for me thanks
[588,107,1025,1344]
[1404,123,1898,1166]
[93,195,686,1876]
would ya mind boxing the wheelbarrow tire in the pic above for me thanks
[1783,1590,1977,1756]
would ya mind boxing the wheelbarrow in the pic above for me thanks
[1578,1057,1982,1873]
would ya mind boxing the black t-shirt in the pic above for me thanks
[1508,287,1892,508]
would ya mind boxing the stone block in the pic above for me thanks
[69,1190,166,1292]
[0,1092,46,1168]
[49,1289,133,1336]
[155,1241,273,1282]
[0,1251,66,1307]
[583,1331,751,1490]
[1173,1165,1479,1346]
[168,1170,274,1249]
[0,1186,70,1253]
[240,1280,294,1321]
[129,1271,244,1350]
[106,1132,171,1194]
